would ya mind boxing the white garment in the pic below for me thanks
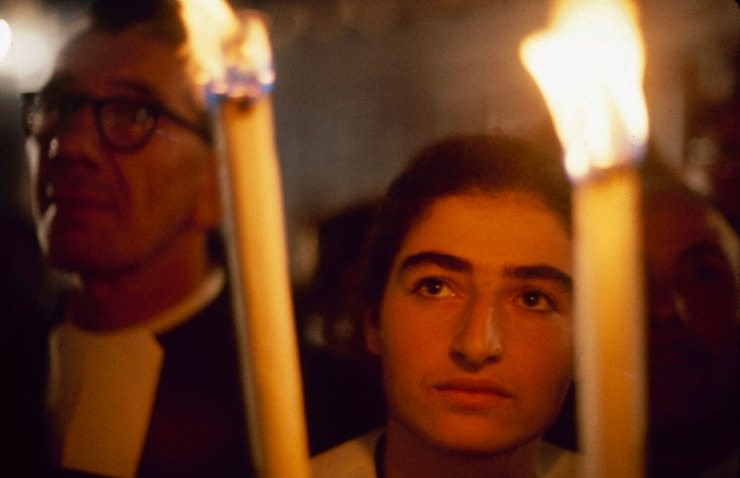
[311,429,579,478]
[47,269,224,478]
[312,429,382,478]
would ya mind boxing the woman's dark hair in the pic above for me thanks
[362,133,571,322]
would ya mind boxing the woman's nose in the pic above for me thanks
[450,295,504,370]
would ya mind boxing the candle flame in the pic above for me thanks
[520,0,648,180]
[177,0,275,102]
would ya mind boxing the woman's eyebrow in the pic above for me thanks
[399,251,472,273]
[397,253,573,291]
[504,265,573,291]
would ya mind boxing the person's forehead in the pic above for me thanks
[645,194,730,265]
[397,192,572,273]
[52,26,193,105]
[646,193,714,239]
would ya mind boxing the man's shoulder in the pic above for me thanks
[311,429,383,478]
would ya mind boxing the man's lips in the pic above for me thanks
[44,187,116,217]
[45,183,115,208]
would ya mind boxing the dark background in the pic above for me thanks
[1,0,738,299]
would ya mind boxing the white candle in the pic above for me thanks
[520,1,648,476]
[176,3,311,477]
[214,95,311,478]
[572,168,645,477]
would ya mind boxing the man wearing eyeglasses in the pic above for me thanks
[22,1,255,476]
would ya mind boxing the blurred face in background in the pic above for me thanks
[644,188,739,430]
[366,191,573,454]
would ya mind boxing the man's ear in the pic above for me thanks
[363,308,383,355]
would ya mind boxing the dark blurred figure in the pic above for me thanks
[684,48,740,234]
[0,82,28,215]
[0,208,56,476]
[0,79,58,475]
[295,202,386,454]
[298,202,377,357]
[642,170,739,477]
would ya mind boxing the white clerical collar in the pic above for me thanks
[47,268,225,477]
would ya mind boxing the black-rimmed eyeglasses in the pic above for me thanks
[21,92,212,153]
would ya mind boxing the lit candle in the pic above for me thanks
[176,2,311,477]
[520,1,648,477]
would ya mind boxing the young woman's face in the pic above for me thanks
[366,191,573,454]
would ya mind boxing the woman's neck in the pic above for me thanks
[383,419,540,478]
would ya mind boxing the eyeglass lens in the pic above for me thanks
[23,93,159,151]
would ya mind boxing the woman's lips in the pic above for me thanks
[433,378,514,407]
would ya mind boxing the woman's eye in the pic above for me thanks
[412,278,455,298]
[516,290,556,313]
[132,106,152,124]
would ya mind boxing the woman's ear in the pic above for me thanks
[363,308,383,355]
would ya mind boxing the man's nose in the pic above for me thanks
[450,294,504,370]
[43,106,100,162]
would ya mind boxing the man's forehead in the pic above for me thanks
[52,26,192,102]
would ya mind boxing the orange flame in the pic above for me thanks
[177,0,275,100]
[520,0,648,180]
